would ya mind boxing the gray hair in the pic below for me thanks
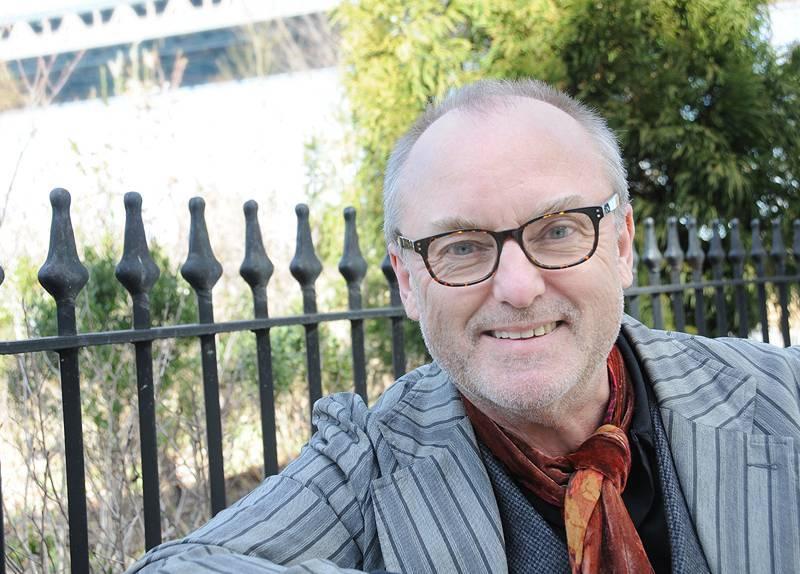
[383,78,629,246]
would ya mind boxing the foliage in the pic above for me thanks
[333,0,800,253]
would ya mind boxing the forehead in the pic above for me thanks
[398,98,610,234]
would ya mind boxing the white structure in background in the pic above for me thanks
[0,67,347,318]
[0,1,347,319]
[0,0,339,60]
[771,0,800,49]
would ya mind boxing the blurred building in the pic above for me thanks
[0,0,340,102]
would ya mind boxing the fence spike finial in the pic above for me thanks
[769,217,785,262]
[664,216,684,268]
[181,197,222,293]
[641,217,662,270]
[38,188,89,305]
[289,204,322,294]
[750,218,765,259]
[116,192,160,298]
[728,219,744,262]
[381,251,397,286]
[685,217,705,267]
[239,200,274,293]
[339,207,367,288]
[707,220,725,263]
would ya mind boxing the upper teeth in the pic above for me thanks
[493,322,557,339]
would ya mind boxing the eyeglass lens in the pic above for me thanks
[426,211,597,283]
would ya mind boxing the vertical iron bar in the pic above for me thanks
[115,192,162,548]
[686,217,706,336]
[338,207,368,402]
[770,218,791,347]
[708,220,728,336]
[728,219,748,339]
[642,218,664,329]
[180,197,226,515]
[751,219,770,343]
[289,204,323,433]
[239,200,278,477]
[626,243,641,320]
[664,217,685,332]
[382,253,406,379]
[794,220,800,330]
[37,188,90,574]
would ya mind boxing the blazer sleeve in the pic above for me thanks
[126,393,385,573]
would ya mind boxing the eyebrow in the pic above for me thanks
[428,194,587,233]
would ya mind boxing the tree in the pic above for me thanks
[333,0,800,255]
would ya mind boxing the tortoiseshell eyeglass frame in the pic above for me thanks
[396,193,620,287]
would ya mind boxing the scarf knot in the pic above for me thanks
[566,424,631,491]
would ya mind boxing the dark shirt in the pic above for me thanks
[521,333,672,573]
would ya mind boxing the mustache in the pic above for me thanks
[468,301,581,331]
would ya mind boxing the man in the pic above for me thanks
[130,79,800,574]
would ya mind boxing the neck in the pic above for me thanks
[475,367,611,457]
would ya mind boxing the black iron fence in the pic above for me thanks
[0,189,798,574]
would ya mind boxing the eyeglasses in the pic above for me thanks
[396,193,619,287]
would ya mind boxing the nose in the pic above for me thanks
[490,239,546,308]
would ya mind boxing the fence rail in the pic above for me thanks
[0,188,798,574]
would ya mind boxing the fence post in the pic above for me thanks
[642,218,664,329]
[289,204,323,434]
[794,219,800,310]
[686,217,706,336]
[727,219,748,339]
[751,219,770,343]
[339,207,368,402]
[37,188,90,574]
[180,197,226,515]
[626,242,640,320]
[770,218,791,347]
[664,217,685,332]
[708,220,728,337]
[382,253,406,379]
[115,192,162,549]
[239,200,278,477]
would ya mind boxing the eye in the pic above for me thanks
[444,241,486,256]
[544,225,573,240]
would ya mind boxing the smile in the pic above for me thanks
[490,322,559,340]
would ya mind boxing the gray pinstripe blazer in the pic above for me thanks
[129,317,800,574]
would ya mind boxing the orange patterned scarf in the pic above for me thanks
[463,346,653,574]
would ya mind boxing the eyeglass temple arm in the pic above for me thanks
[397,236,414,250]
[603,194,619,215]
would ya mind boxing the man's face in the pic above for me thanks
[390,98,635,423]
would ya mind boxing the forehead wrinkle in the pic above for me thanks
[426,193,589,235]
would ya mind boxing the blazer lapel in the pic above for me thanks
[370,368,507,574]
[649,402,710,574]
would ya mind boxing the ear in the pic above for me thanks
[389,247,420,321]
[616,204,635,289]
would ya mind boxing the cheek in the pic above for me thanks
[420,285,487,331]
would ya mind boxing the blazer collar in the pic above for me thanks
[621,316,757,433]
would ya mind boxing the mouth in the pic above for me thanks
[489,321,561,340]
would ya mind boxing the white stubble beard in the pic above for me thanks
[418,289,626,428]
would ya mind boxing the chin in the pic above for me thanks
[459,372,577,419]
